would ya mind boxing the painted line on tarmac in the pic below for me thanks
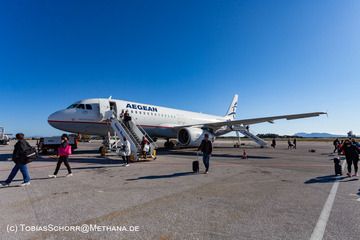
[309,160,346,240]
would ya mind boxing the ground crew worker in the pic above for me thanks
[198,134,212,174]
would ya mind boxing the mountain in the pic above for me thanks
[294,132,346,138]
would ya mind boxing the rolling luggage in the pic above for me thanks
[333,158,342,176]
[192,161,199,173]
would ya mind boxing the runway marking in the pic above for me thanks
[309,160,346,240]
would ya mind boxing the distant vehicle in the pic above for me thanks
[37,136,78,154]
[0,127,10,145]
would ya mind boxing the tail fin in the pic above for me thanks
[225,94,238,120]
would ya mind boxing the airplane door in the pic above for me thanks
[99,99,111,120]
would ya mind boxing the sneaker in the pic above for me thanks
[66,173,73,177]
[0,182,9,187]
[48,175,57,178]
[347,172,351,177]
[352,173,358,177]
[125,164,129,167]
[204,171,208,174]
[19,182,30,187]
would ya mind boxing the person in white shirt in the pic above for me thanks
[122,137,131,166]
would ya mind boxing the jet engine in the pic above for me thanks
[177,127,214,147]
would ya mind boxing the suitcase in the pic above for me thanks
[192,161,199,173]
[334,158,342,176]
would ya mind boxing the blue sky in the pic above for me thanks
[0,0,359,136]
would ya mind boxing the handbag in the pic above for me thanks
[58,145,72,156]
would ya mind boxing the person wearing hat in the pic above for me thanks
[49,134,73,178]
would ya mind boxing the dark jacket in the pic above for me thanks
[198,139,212,154]
[342,142,360,160]
[12,139,31,164]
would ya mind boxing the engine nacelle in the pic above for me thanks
[177,127,214,147]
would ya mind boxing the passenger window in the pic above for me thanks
[86,104,92,110]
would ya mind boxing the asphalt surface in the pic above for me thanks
[0,140,359,240]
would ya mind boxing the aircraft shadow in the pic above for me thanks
[126,171,194,181]
[0,153,12,161]
[157,150,272,159]
[304,175,347,184]
[33,156,123,165]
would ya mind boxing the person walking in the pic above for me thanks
[141,136,150,159]
[293,138,297,149]
[48,134,73,178]
[333,138,340,153]
[271,138,276,148]
[0,133,33,187]
[123,110,131,129]
[122,137,131,166]
[119,109,125,120]
[198,134,212,174]
[287,138,293,149]
[341,139,359,177]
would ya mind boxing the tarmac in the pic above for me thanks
[0,140,359,240]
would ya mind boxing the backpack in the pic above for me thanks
[23,146,37,164]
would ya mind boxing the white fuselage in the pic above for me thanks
[48,98,230,138]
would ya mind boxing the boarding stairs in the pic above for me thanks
[232,125,268,148]
[105,111,158,159]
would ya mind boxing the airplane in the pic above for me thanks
[48,95,326,148]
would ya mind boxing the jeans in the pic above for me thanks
[202,154,210,172]
[54,156,72,175]
[6,163,31,184]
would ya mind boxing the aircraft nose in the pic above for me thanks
[48,110,66,128]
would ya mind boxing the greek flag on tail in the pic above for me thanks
[225,94,238,120]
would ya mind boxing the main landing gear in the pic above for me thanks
[164,138,175,149]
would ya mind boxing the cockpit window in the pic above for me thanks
[85,104,92,110]
[67,104,78,109]
[77,104,85,109]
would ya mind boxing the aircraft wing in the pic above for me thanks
[176,112,327,129]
